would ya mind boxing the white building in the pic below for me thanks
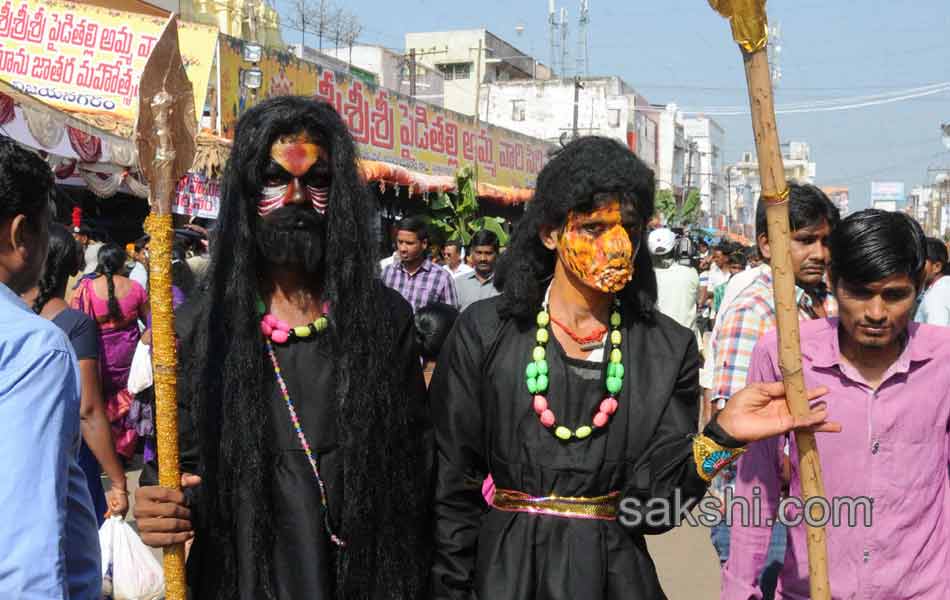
[478,76,658,172]
[320,45,446,106]
[404,29,551,117]
[681,116,726,230]
[822,187,850,217]
[872,200,899,212]
[907,185,932,226]
[290,43,357,73]
[727,141,817,232]
[655,104,686,197]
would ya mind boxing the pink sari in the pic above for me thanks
[72,277,146,457]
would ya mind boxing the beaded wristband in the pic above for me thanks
[692,433,747,483]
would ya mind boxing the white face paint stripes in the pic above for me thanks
[308,185,329,214]
[257,181,331,217]
[258,183,290,216]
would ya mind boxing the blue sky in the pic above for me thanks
[279,0,950,210]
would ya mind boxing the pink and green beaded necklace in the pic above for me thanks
[258,299,345,548]
[527,288,624,441]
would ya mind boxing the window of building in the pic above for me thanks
[512,99,526,121]
[608,108,622,128]
[437,62,473,81]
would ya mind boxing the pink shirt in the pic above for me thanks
[722,318,950,600]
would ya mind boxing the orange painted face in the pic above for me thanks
[558,200,637,293]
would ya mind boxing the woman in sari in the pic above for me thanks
[71,243,150,459]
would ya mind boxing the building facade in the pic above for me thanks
[290,44,359,74]
[655,104,686,198]
[821,186,850,217]
[478,76,658,171]
[727,141,816,232]
[321,45,446,106]
[404,29,550,117]
[682,116,726,230]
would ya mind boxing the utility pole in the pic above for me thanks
[473,38,484,187]
[409,47,417,98]
[682,141,695,212]
[402,47,446,97]
[571,76,583,140]
[726,166,732,229]
[559,7,570,78]
[548,0,558,77]
[473,38,484,120]
[576,0,590,78]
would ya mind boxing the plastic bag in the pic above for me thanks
[127,341,153,395]
[99,516,165,600]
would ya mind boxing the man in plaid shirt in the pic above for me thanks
[709,183,840,566]
[382,215,460,312]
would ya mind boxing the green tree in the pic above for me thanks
[655,188,701,226]
[655,189,677,224]
[679,189,701,225]
[425,166,510,246]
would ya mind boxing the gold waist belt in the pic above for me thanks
[491,488,621,521]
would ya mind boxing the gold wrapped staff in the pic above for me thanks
[707,2,831,598]
[134,15,197,600]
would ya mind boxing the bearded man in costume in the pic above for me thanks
[135,97,431,600]
[429,136,837,599]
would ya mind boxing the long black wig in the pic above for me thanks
[495,136,658,322]
[179,96,428,599]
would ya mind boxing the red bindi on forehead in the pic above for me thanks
[271,135,324,177]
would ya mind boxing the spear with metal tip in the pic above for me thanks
[134,15,197,600]
[707,1,831,598]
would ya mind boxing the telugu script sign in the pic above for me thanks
[0,0,217,122]
[174,172,219,219]
[218,35,548,190]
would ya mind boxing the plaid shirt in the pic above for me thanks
[382,258,459,312]
[711,267,837,401]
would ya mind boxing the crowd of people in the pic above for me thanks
[0,96,947,600]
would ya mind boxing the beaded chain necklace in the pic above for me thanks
[257,298,329,345]
[526,288,624,441]
[258,299,345,548]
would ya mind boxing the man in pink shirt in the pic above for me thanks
[724,209,950,599]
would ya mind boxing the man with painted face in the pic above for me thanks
[133,97,431,600]
[429,137,839,600]
[725,210,950,599]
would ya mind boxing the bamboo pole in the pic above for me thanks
[708,2,831,598]
[135,16,197,600]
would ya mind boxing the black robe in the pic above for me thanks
[429,296,710,600]
[143,288,428,600]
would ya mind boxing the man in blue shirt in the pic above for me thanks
[0,139,100,599]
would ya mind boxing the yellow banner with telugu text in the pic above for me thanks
[0,0,217,124]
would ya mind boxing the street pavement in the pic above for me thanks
[647,506,722,600]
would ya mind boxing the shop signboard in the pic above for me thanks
[0,1,218,123]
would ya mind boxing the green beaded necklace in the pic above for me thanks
[526,297,624,441]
